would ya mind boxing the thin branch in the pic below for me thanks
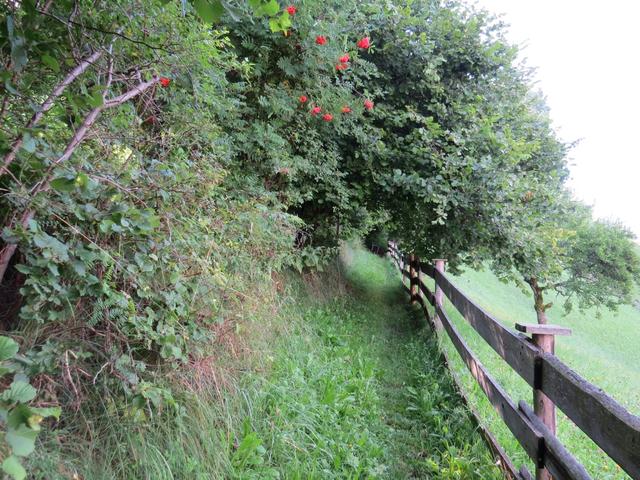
[89,174,149,207]
[0,77,159,284]
[0,209,35,283]
[0,50,103,177]
[104,78,158,108]
[50,77,158,171]
[37,9,177,52]
[50,212,127,272]
[41,0,55,14]
[0,95,9,121]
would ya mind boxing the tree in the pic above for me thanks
[489,195,640,324]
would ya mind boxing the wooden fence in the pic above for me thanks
[384,241,640,480]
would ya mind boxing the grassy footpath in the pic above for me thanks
[33,245,501,479]
[427,267,640,479]
[223,245,501,479]
[240,245,502,479]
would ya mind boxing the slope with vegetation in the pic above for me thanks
[32,244,501,478]
[0,0,639,477]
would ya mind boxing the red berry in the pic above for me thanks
[322,113,333,122]
[299,95,308,103]
[339,54,350,64]
[311,106,322,115]
[335,63,348,71]
[160,77,171,87]
[315,35,327,45]
[364,99,374,110]
[287,5,297,15]
[357,37,371,49]
[341,106,352,113]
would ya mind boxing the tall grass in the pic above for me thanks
[30,245,502,479]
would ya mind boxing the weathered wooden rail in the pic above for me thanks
[384,242,640,480]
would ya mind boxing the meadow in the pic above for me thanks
[427,266,640,479]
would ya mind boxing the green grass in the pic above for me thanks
[427,266,640,479]
[30,245,502,479]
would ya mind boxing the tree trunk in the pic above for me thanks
[527,277,549,325]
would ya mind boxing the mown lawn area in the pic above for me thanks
[427,266,640,479]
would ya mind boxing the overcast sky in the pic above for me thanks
[473,0,640,239]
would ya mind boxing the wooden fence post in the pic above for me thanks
[515,323,572,480]
[415,256,422,302]
[433,259,446,331]
[409,254,418,304]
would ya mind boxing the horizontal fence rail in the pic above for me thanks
[384,241,640,480]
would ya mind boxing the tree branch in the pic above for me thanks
[0,77,159,284]
[36,9,177,52]
[0,50,103,177]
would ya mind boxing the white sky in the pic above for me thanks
[473,0,640,239]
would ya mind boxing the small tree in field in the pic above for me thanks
[491,201,640,324]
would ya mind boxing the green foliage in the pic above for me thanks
[22,246,501,478]
[486,192,640,319]
[0,336,60,479]
[1,0,637,477]
[0,0,303,470]
[561,219,640,313]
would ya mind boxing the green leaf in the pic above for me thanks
[87,90,104,108]
[192,0,224,23]
[0,366,15,378]
[260,0,280,16]
[250,0,280,17]
[71,260,87,276]
[2,380,37,403]
[74,173,90,189]
[50,177,76,192]
[7,16,28,72]
[269,12,291,32]
[21,133,36,153]
[30,406,61,420]
[2,456,26,480]
[0,337,19,361]
[41,54,60,73]
[5,425,37,457]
